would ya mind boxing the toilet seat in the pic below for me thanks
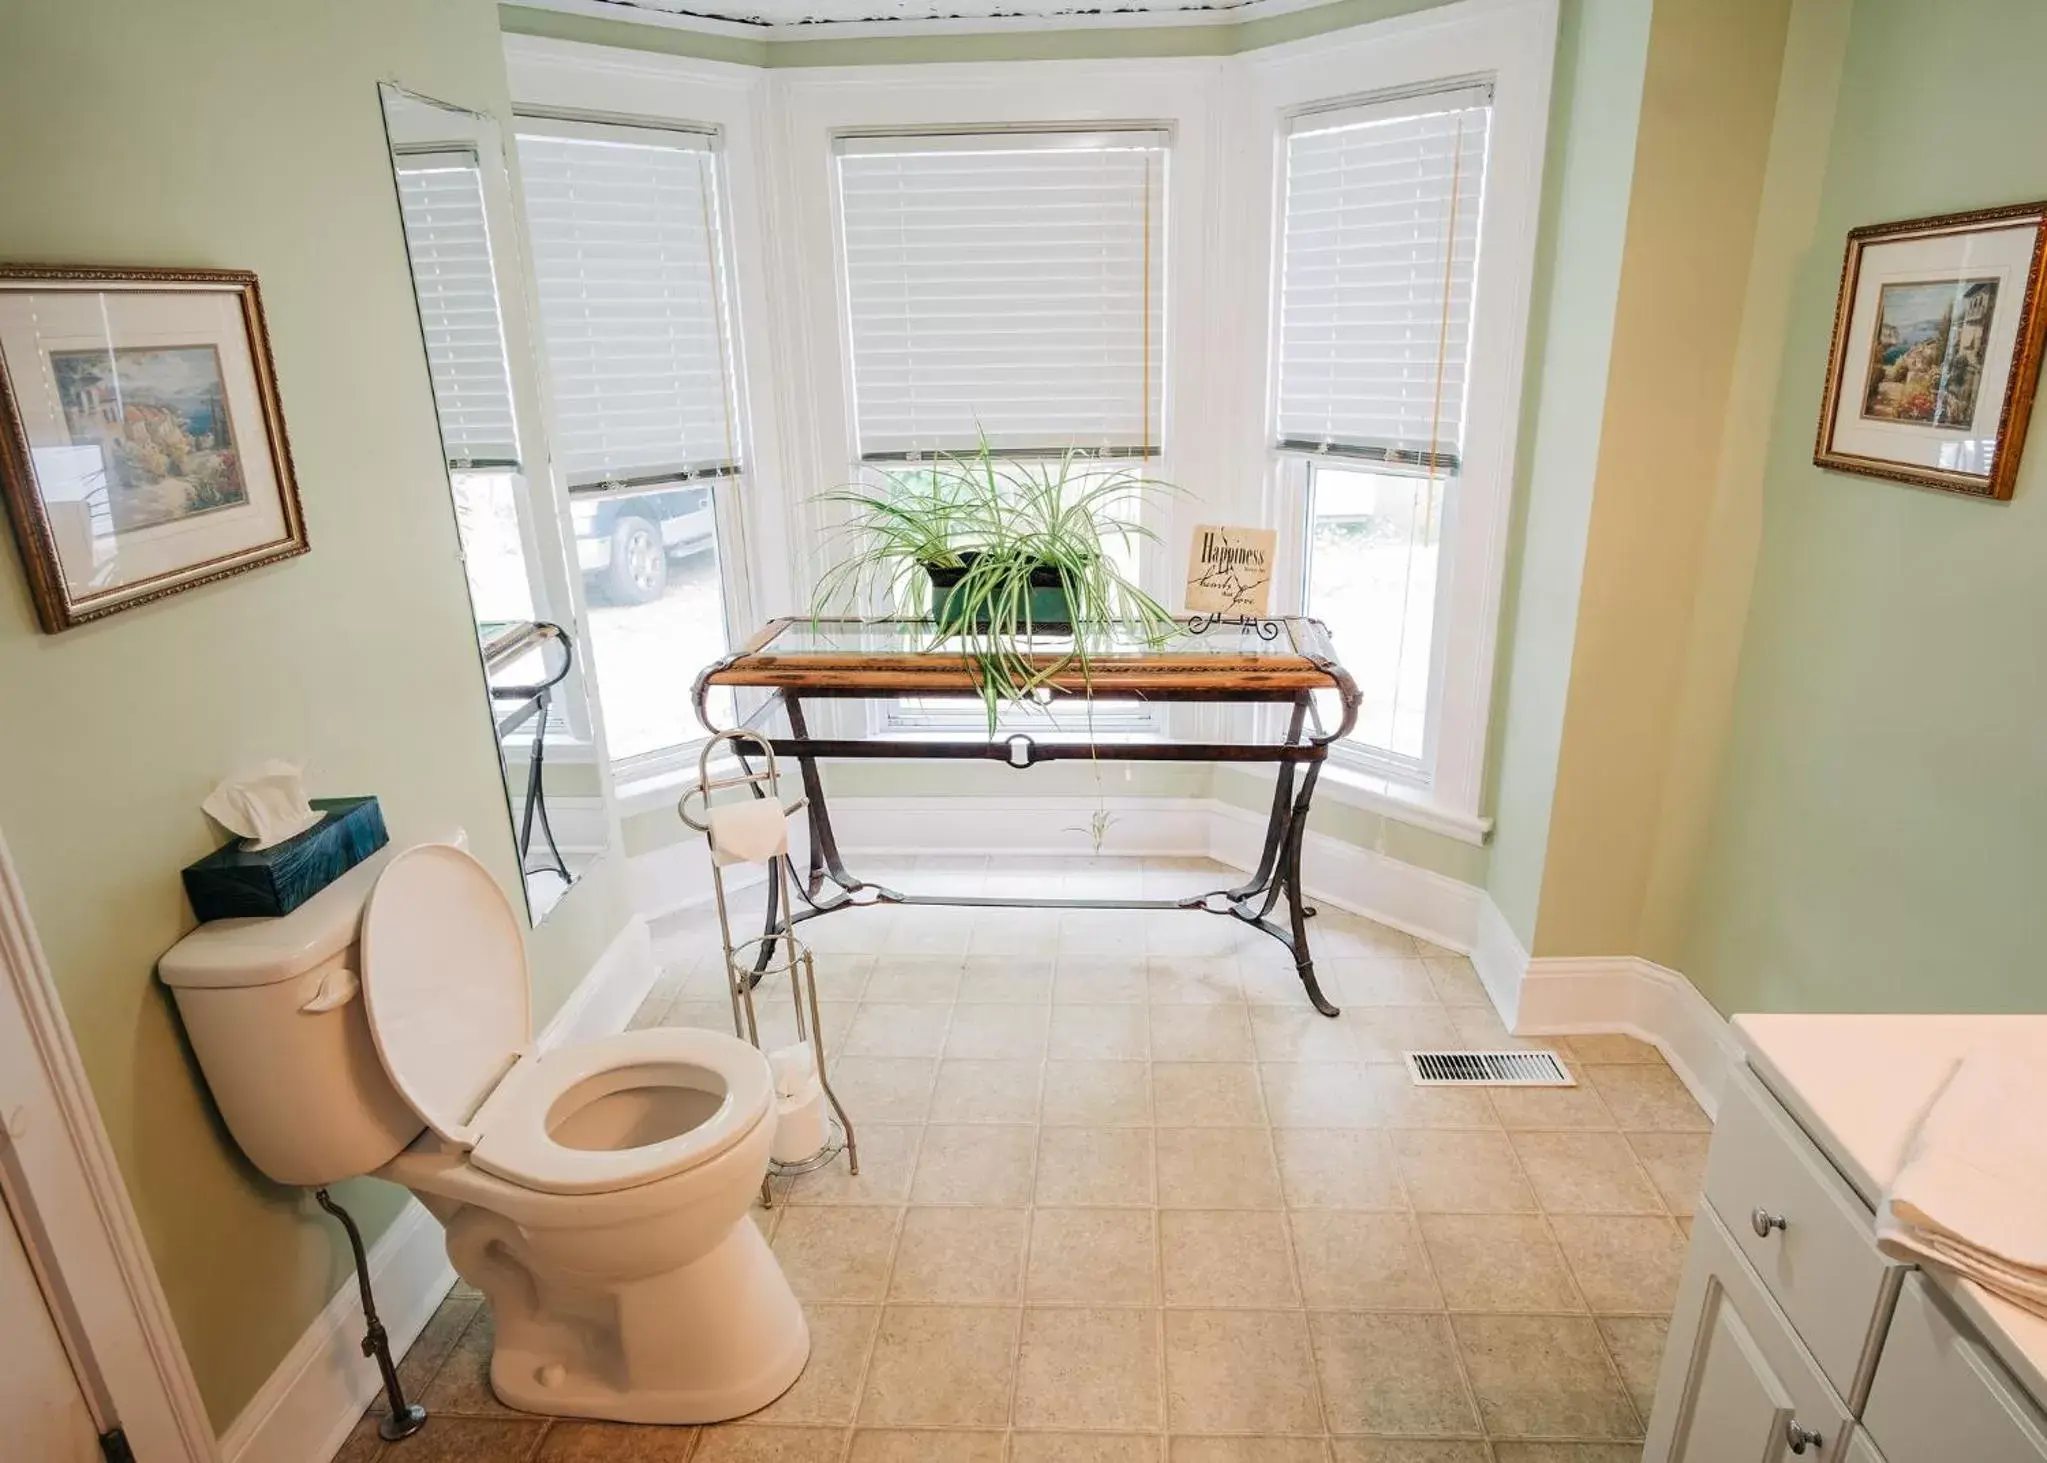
[361,845,772,1197]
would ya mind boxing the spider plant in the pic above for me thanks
[812,445,1182,734]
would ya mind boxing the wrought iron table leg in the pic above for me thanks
[1225,698,1308,903]
[783,694,861,896]
[1277,761,1337,1017]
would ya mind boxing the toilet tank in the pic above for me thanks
[159,839,444,1187]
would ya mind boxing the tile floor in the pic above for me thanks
[338,856,1709,1463]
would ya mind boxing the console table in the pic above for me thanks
[693,617,1361,1015]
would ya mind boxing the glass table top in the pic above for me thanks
[747,617,1321,661]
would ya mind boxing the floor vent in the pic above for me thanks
[1406,1049,1573,1087]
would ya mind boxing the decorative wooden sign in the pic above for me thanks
[1184,524,1276,617]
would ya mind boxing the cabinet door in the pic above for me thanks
[1645,1205,1853,1463]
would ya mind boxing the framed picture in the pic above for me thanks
[0,265,307,631]
[1816,202,2047,500]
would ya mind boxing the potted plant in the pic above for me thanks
[812,445,1181,733]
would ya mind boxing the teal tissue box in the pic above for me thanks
[182,796,388,922]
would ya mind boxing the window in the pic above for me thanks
[835,130,1167,460]
[515,118,748,765]
[1278,85,1491,785]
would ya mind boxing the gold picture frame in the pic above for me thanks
[0,264,308,631]
[1815,202,2047,501]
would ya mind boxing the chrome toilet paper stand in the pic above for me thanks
[679,730,858,1201]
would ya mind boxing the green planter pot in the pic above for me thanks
[926,555,1076,630]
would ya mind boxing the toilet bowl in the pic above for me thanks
[158,839,808,1425]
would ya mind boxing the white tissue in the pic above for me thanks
[767,1041,827,1162]
[202,760,323,850]
[770,1041,817,1099]
[707,798,790,867]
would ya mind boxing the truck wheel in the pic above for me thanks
[605,516,667,605]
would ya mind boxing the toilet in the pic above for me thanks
[158,838,808,1425]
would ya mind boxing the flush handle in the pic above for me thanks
[1751,1207,1788,1239]
[1785,1420,1823,1455]
[300,966,360,1014]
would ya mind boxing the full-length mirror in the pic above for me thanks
[378,83,607,925]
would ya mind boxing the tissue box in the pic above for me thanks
[181,797,388,922]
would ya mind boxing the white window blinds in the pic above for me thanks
[515,122,742,489]
[394,151,521,469]
[836,130,1167,460]
[1276,86,1491,471]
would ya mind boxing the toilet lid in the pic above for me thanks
[361,844,531,1147]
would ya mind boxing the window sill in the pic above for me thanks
[1313,762,1492,847]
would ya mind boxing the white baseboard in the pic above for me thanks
[628,795,1483,955]
[1513,950,1741,1120]
[1470,894,1532,1029]
[219,914,658,1463]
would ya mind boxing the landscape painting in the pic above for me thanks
[1860,277,2000,428]
[50,343,248,532]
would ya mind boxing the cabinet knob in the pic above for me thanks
[1751,1207,1788,1239]
[1785,1420,1823,1455]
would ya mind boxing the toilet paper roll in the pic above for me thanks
[772,1089,827,1163]
[707,797,790,867]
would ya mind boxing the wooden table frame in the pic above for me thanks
[693,617,1362,1016]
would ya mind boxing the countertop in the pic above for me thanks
[1735,1012,2047,1405]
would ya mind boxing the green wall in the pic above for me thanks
[1680,0,2047,1014]
[0,0,631,1429]
[1484,0,1654,947]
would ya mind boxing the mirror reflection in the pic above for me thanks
[378,83,607,925]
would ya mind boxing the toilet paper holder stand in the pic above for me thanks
[678,730,858,1194]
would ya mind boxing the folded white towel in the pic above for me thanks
[1877,1050,2047,1321]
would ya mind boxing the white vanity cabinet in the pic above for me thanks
[1645,1024,2047,1463]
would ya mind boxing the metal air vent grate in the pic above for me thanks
[1406,1049,1573,1087]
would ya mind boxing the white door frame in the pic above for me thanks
[0,822,217,1463]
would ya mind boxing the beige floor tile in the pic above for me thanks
[858,1305,1021,1428]
[828,1057,938,1123]
[770,1206,902,1301]
[384,1414,545,1460]
[1161,1209,1301,1307]
[890,1206,1029,1302]
[1058,911,1149,958]
[1418,1214,1582,1312]
[1328,958,1440,1006]
[1451,1315,1637,1440]
[849,1430,1006,1463]
[1273,1128,1406,1210]
[1584,1064,1710,1132]
[1250,1005,1359,1063]
[1311,1311,1481,1437]
[1165,1310,1323,1434]
[1363,1065,1499,1130]
[1551,1215,1688,1314]
[1014,1307,1165,1430]
[1447,1006,1549,1052]
[783,1124,921,1207]
[1153,1061,1267,1126]
[1026,1208,1160,1304]
[1043,1061,1153,1126]
[1316,918,1420,959]
[930,1059,1044,1123]
[1259,1063,1375,1129]
[946,1003,1052,1061]
[1509,1132,1663,1216]
[1421,959,1491,1009]
[1016,1434,1166,1463]
[1558,1034,1662,1065]
[1488,1083,1616,1131]
[1158,1127,1283,1209]
[1346,1007,1459,1063]
[844,1002,954,1059]
[1625,1132,1710,1218]
[332,1414,385,1463]
[1147,956,1245,1004]
[1288,1211,1441,1310]
[1391,1128,1537,1215]
[1329,1442,1488,1463]
[882,912,978,956]
[1240,956,1322,1006]
[805,955,878,1003]
[536,1419,699,1460]
[1598,1315,1668,1417]
[379,1291,480,1413]
[1037,1126,1157,1206]
[913,1125,1038,1205]
[1056,955,1152,1004]
[1172,1440,1331,1463]
[1489,1447,1642,1463]
[959,958,1057,1004]
[864,957,966,1004]
[418,1308,520,1417]
[750,1304,879,1425]
[1050,1004,1152,1059]
[694,1426,851,1462]
[1150,1006,1257,1061]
